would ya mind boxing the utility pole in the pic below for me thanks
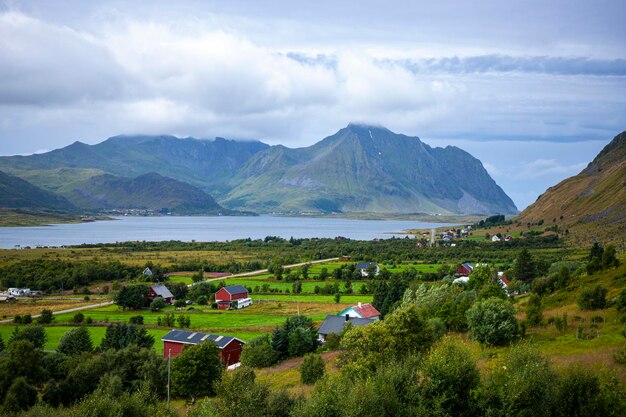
[167,348,171,409]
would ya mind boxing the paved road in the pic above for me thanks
[0,300,113,323]
[197,257,340,284]
[0,257,341,322]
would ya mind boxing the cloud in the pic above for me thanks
[397,55,626,76]
[515,159,587,179]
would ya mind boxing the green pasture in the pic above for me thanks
[222,278,368,294]
[251,294,373,304]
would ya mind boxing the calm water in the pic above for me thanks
[0,216,454,248]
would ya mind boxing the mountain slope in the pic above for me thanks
[0,171,76,212]
[516,131,626,243]
[223,124,517,215]
[0,136,269,197]
[67,172,228,215]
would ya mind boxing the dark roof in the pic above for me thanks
[161,329,245,349]
[355,262,378,270]
[221,285,248,295]
[150,284,174,299]
[318,315,375,336]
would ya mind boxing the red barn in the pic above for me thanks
[147,284,174,305]
[215,285,249,310]
[161,329,246,366]
[456,263,474,276]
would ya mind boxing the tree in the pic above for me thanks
[150,296,166,312]
[513,249,536,283]
[334,293,341,303]
[191,270,204,283]
[420,338,480,417]
[0,340,44,401]
[240,335,279,368]
[58,327,93,355]
[300,353,325,384]
[9,325,46,349]
[477,344,557,417]
[172,341,223,399]
[37,309,54,324]
[100,323,154,350]
[174,299,186,310]
[526,293,543,326]
[467,265,495,290]
[577,285,608,310]
[271,316,318,360]
[601,244,619,269]
[2,376,37,413]
[466,298,518,346]
[0,334,4,352]
[72,312,85,323]
[115,284,149,310]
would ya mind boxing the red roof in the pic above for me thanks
[353,303,381,319]
[499,275,511,286]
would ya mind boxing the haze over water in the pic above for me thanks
[0,216,455,249]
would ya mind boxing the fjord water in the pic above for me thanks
[0,216,454,249]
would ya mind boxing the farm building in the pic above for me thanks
[339,302,381,320]
[456,263,474,275]
[317,314,376,342]
[161,329,246,366]
[147,283,174,305]
[215,285,251,310]
[355,261,380,277]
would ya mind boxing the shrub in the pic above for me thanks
[197,295,208,306]
[129,315,144,325]
[3,376,37,413]
[466,297,518,346]
[616,289,626,313]
[300,353,325,384]
[577,285,608,310]
[150,296,166,312]
[240,335,279,368]
[526,293,543,326]
[72,312,85,323]
[37,309,54,324]
[58,327,93,355]
[9,325,46,349]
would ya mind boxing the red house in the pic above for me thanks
[161,329,246,366]
[147,284,174,305]
[215,285,249,310]
[456,263,474,276]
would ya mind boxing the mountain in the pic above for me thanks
[0,135,269,197]
[67,172,229,215]
[517,131,626,243]
[0,171,76,212]
[222,124,517,215]
[0,125,517,215]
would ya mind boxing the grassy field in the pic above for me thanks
[222,278,368,294]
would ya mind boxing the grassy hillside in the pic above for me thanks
[517,131,626,245]
[0,170,76,212]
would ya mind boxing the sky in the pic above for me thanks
[0,0,625,210]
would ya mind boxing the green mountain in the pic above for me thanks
[517,131,626,244]
[67,172,229,215]
[0,135,269,197]
[0,125,517,215]
[0,170,76,212]
[223,124,517,215]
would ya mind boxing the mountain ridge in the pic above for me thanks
[0,124,518,215]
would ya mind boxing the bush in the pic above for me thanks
[577,285,608,310]
[37,309,54,324]
[129,315,144,325]
[3,376,37,413]
[72,312,85,323]
[466,297,518,346]
[240,335,279,368]
[616,289,626,313]
[58,327,93,355]
[197,295,208,306]
[526,293,543,326]
[150,296,166,312]
[300,353,325,384]
[9,325,47,349]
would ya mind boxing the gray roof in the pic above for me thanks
[161,329,245,349]
[150,284,174,299]
[355,262,378,270]
[318,315,375,336]
[222,285,248,295]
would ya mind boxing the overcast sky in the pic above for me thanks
[1,0,625,210]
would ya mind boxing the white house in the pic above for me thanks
[355,262,380,277]
[491,235,501,242]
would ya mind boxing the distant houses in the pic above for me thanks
[143,267,153,277]
[355,262,380,277]
[147,283,174,305]
[161,329,246,366]
[317,315,376,342]
[215,285,252,310]
[339,302,381,320]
